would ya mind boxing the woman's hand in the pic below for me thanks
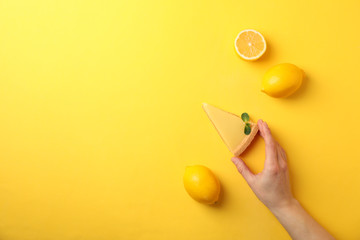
[231,119,335,240]
[231,119,294,211]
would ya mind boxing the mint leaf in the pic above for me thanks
[244,124,251,135]
[241,112,249,122]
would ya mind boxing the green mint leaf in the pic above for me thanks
[241,112,250,122]
[244,124,251,135]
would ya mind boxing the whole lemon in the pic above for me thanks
[183,165,220,204]
[261,63,305,98]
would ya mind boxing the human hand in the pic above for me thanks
[231,119,295,211]
[232,120,335,239]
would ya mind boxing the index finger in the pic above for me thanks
[258,119,278,168]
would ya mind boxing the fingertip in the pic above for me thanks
[231,157,239,163]
[231,157,241,169]
[257,120,265,137]
[231,156,246,168]
[259,121,276,149]
[262,121,271,134]
[264,121,270,131]
[231,157,254,183]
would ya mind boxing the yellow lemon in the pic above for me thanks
[261,63,305,98]
[183,165,220,204]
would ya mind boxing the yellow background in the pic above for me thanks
[0,0,359,239]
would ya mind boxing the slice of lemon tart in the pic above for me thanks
[202,103,258,156]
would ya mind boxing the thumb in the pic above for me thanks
[231,157,255,184]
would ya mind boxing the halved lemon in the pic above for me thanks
[235,29,267,61]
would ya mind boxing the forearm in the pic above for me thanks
[270,199,335,240]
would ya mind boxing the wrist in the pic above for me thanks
[269,198,299,217]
